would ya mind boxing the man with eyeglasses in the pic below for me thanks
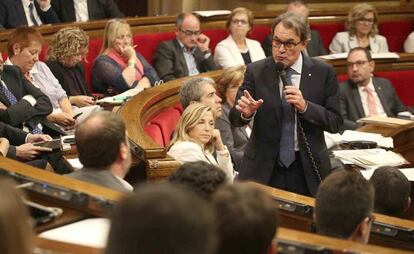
[262,0,327,57]
[315,170,374,243]
[153,13,218,82]
[230,12,342,197]
[340,47,406,130]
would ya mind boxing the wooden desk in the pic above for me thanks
[35,237,101,254]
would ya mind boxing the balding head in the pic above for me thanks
[286,0,309,18]
[75,111,127,168]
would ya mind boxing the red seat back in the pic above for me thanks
[374,70,414,106]
[144,123,165,147]
[311,22,345,51]
[379,21,414,52]
[149,107,181,146]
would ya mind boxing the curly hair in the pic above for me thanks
[46,26,89,63]
[346,3,379,37]
[216,65,246,102]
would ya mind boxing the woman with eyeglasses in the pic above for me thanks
[214,7,265,69]
[329,3,389,54]
[92,19,159,95]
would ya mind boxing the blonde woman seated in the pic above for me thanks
[168,103,234,182]
[92,19,159,95]
[329,3,389,54]
[214,7,265,69]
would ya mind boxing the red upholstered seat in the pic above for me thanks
[337,74,348,84]
[83,38,103,89]
[374,70,414,106]
[150,107,181,146]
[173,103,184,114]
[310,22,345,51]
[379,21,414,52]
[144,123,165,147]
[133,32,175,64]
[203,29,229,53]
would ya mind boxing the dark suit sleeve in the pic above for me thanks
[216,114,244,169]
[339,88,359,130]
[311,30,327,56]
[0,69,52,126]
[387,80,406,115]
[36,3,60,24]
[137,52,159,85]
[103,0,125,18]
[0,122,27,145]
[0,2,8,28]
[153,42,178,82]
[262,35,273,57]
[198,52,219,72]
[299,64,343,133]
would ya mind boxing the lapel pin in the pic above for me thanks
[308,73,311,76]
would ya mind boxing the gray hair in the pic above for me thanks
[176,13,200,27]
[271,12,310,42]
[179,77,216,109]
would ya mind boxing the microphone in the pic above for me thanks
[275,62,290,87]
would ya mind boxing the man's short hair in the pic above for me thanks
[271,12,310,43]
[348,46,373,61]
[315,170,374,239]
[105,183,217,254]
[179,77,216,108]
[75,111,126,168]
[212,183,278,254]
[168,161,226,200]
[175,12,200,27]
[370,166,411,217]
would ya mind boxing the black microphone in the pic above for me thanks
[275,62,290,88]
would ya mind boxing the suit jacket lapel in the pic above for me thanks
[87,0,96,19]
[16,1,28,26]
[299,56,314,98]
[350,82,365,118]
[173,39,189,75]
[0,75,16,107]
[264,59,282,124]
[373,78,390,115]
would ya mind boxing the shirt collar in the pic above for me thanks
[358,78,374,92]
[114,175,134,191]
[176,38,196,54]
[22,0,34,7]
[289,53,303,74]
[4,58,38,74]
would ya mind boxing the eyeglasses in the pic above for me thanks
[346,60,369,68]
[357,18,375,24]
[272,38,302,50]
[231,19,248,25]
[179,28,201,37]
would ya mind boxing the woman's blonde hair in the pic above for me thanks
[169,103,216,152]
[99,19,132,55]
[46,26,89,64]
[0,179,33,254]
[346,3,379,37]
[216,65,246,102]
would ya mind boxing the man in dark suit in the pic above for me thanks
[230,12,342,196]
[67,111,132,192]
[153,13,218,82]
[51,0,124,23]
[262,0,327,57]
[340,47,406,130]
[0,0,59,29]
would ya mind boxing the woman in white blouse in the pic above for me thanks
[168,103,234,182]
[329,3,389,54]
[214,7,265,68]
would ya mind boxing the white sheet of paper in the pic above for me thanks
[39,218,110,248]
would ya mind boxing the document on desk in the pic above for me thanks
[341,130,393,148]
[96,87,143,105]
[333,149,408,169]
[319,52,399,60]
[39,218,110,248]
[357,115,414,126]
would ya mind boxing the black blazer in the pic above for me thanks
[153,39,219,82]
[0,65,63,137]
[229,56,342,196]
[0,0,59,29]
[339,77,406,130]
[51,0,124,22]
[262,30,327,57]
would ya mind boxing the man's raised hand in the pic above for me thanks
[235,90,263,118]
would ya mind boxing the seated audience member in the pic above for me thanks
[0,54,63,137]
[46,27,96,108]
[404,31,414,53]
[370,166,411,218]
[0,0,59,29]
[105,183,217,254]
[168,161,227,200]
[315,170,374,243]
[153,13,218,82]
[262,0,327,57]
[0,178,35,254]
[51,0,124,23]
[329,3,388,54]
[92,19,159,95]
[340,47,405,130]
[168,103,234,182]
[8,27,101,128]
[215,65,249,171]
[179,77,222,117]
[214,7,265,68]
[212,183,278,254]
[67,111,132,192]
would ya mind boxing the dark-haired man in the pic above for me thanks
[67,111,132,192]
[370,166,411,218]
[154,13,218,82]
[315,170,374,243]
[340,47,406,130]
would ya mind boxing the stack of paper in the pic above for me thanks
[357,115,414,126]
[324,130,393,149]
[96,87,143,105]
[333,149,408,169]
[319,52,400,60]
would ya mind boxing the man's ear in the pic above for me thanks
[405,197,411,212]
[119,142,128,161]
[175,26,180,37]
[350,217,371,244]
[369,60,375,73]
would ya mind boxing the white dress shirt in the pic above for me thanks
[358,78,386,117]
[73,0,89,22]
[22,0,43,26]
